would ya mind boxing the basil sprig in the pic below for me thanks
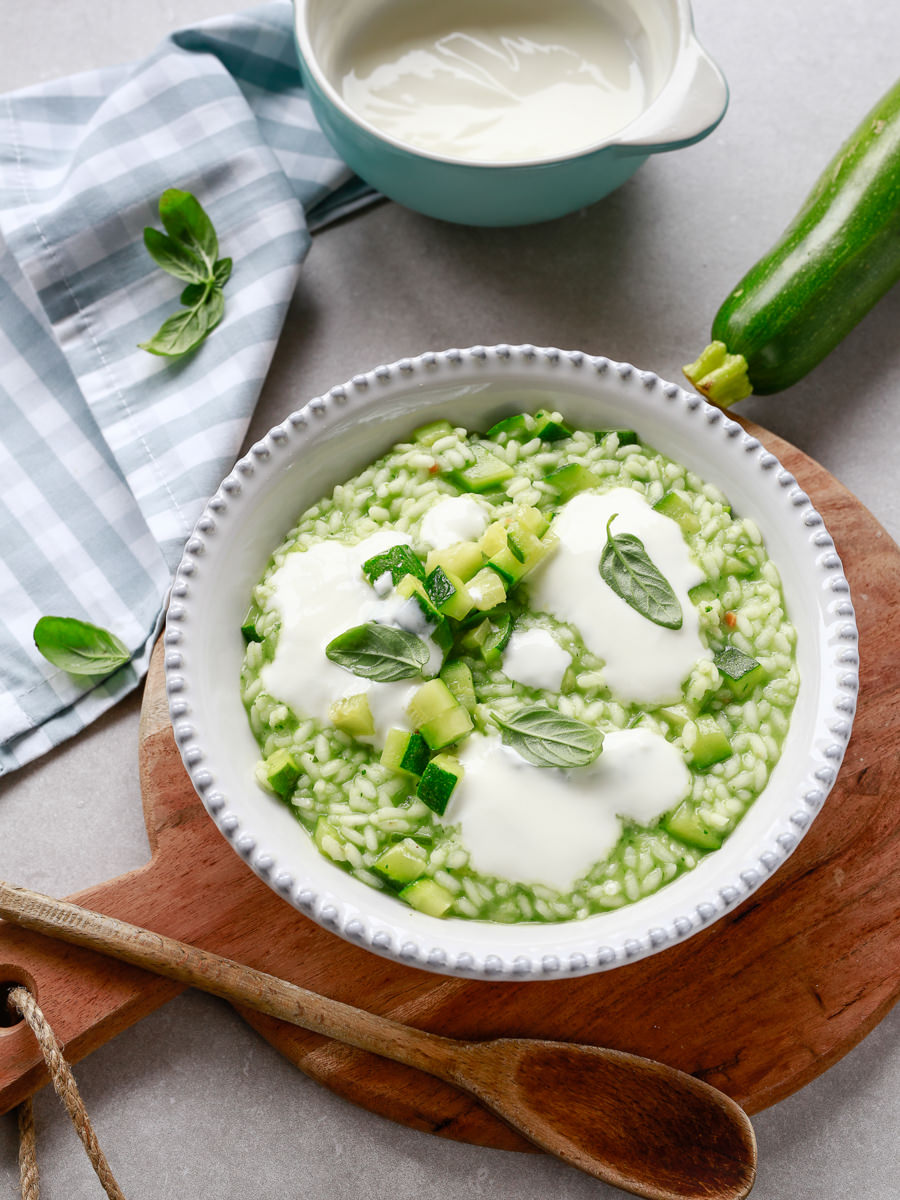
[325,622,429,682]
[599,514,683,630]
[492,706,604,768]
[33,616,131,676]
[139,189,231,358]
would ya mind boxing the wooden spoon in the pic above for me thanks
[0,881,755,1200]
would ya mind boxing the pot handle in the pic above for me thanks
[614,37,728,154]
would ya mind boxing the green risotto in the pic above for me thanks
[240,411,798,923]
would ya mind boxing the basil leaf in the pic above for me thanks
[158,188,218,272]
[34,616,131,676]
[139,287,224,358]
[141,190,228,360]
[180,281,208,307]
[213,257,233,287]
[143,227,206,283]
[325,622,430,682]
[599,514,683,630]
[138,300,214,357]
[200,284,225,330]
[492,706,604,768]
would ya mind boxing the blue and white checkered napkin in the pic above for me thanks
[0,2,375,775]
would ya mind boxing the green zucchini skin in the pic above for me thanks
[712,78,900,395]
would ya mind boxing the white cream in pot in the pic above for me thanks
[337,0,647,163]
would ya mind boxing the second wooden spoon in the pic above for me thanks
[0,881,756,1200]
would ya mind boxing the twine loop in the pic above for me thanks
[6,986,126,1200]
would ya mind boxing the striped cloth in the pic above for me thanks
[0,2,375,775]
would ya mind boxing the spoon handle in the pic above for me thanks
[0,881,463,1081]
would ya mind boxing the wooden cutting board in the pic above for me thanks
[0,418,898,1153]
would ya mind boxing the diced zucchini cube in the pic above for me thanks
[492,534,556,586]
[478,508,553,585]
[417,753,464,816]
[425,566,474,621]
[506,527,545,564]
[506,531,527,563]
[544,463,601,501]
[594,428,639,446]
[314,817,348,861]
[440,660,477,712]
[372,838,428,885]
[396,573,443,623]
[241,607,263,643]
[689,582,720,605]
[663,801,725,851]
[656,703,694,732]
[467,567,508,611]
[458,618,491,653]
[425,540,484,582]
[513,505,551,537]
[480,643,503,668]
[714,647,768,700]
[412,419,454,446]
[479,520,509,557]
[425,565,456,609]
[689,717,732,769]
[328,693,375,738]
[430,618,454,657]
[406,679,457,728]
[380,728,430,776]
[419,705,474,751]
[399,877,455,917]
[451,444,514,493]
[480,611,514,667]
[486,413,533,439]
[264,747,301,798]
[653,491,701,534]
[486,547,522,585]
[533,409,572,442]
[688,583,723,622]
[362,544,425,587]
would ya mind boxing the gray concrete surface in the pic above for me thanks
[2,1,899,1197]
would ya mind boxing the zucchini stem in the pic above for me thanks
[683,341,753,408]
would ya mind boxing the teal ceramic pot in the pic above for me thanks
[293,0,728,227]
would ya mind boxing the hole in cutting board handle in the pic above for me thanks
[0,967,38,1033]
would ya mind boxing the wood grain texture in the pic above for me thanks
[0,418,897,1153]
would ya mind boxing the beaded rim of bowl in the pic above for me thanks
[165,346,858,980]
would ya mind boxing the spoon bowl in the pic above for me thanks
[450,1038,756,1200]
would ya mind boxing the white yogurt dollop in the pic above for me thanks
[261,531,429,740]
[502,627,571,692]
[447,728,690,891]
[419,494,490,549]
[528,489,709,705]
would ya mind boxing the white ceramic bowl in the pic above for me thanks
[165,346,858,980]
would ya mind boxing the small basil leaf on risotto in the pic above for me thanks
[325,622,430,682]
[33,616,131,676]
[599,514,683,630]
[491,706,604,768]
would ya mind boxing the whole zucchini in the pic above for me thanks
[684,77,900,405]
